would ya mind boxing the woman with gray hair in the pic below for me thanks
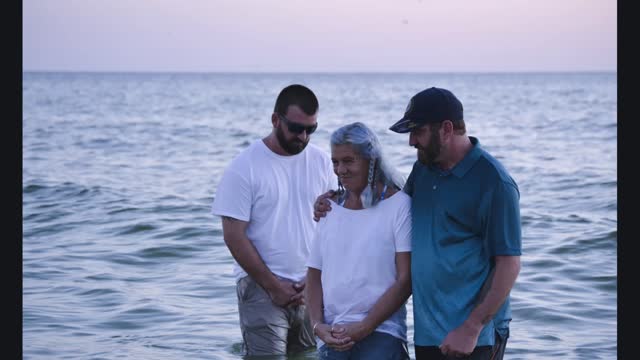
[306,122,412,359]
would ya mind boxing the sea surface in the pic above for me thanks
[23,72,617,359]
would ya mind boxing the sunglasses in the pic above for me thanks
[279,114,318,135]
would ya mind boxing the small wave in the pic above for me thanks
[23,184,47,193]
[519,305,582,325]
[23,209,73,224]
[96,320,146,330]
[85,273,116,281]
[116,223,157,235]
[574,274,617,292]
[536,334,562,341]
[146,203,206,215]
[78,288,120,296]
[549,230,617,255]
[24,182,124,208]
[561,214,592,224]
[97,306,180,330]
[107,207,141,215]
[104,253,156,266]
[70,332,95,337]
[23,222,79,237]
[152,226,213,241]
[136,245,200,259]
[527,258,565,268]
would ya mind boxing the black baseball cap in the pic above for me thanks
[389,87,463,133]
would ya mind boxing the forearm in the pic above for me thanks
[360,252,412,333]
[360,273,411,333]
[306,267,325,327]
[222,217,279,291]
[464,256,521,332]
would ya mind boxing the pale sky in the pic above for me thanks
[23,0,617,73]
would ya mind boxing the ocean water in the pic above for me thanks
[22,72,617,359]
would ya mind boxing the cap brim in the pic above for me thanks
[389,117,415,133]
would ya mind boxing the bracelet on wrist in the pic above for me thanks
[312,322,321,334]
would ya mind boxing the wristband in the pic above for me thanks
[312,322,321,334]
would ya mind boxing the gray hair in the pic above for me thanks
[330,122,405,208]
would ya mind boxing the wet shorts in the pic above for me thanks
[236,275,316,356]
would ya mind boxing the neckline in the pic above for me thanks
[337,183,390,208]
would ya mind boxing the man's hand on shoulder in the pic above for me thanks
[313,190,336,222]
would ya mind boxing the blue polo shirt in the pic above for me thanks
[404,136,521,346]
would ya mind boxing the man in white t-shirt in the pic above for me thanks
[211,84,337,357]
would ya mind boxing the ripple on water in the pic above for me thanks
[78,288,121,297]
[574,274,617,292]
[115,223,157,235]
[104,253,160,267]
[527,258,565,269]
[23,184,47,193]
[106,206,141,215]
[85,273,116,281]
[24,181,106,200]
[152,226,216,241]
[97,306,181,330]
[136,244,201,259]
[548,230,617,255]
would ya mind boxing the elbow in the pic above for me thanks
[398,273,412,297]
[222,234,237,250]
[496,255,521,272]
[512,256,522,277]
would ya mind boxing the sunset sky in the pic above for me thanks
[23,0,617,72]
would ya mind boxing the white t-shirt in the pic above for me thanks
[306,191,412,342]
[212,139,337,282]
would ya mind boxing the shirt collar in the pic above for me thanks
[450,136,482,178]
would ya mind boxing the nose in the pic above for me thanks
[409,132,417,147]
[297,131,308,142]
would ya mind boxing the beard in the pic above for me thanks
[276,124,308,155]
[416,129,441,166]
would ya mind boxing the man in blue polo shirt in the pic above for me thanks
[388,87,522,360]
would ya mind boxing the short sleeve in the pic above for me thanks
[393,195,412,252]
[485,181,522,256]
[306,218,326,270]
[211,166,252,222]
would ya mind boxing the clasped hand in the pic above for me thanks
[317,322,371,352]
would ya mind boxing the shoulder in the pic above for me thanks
[230,140,265,164]
[381,187,411,209]
[475,148,518,189]
[229,140,259,159]
[392,189,411,207]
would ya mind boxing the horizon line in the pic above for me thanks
[22,69,617,75]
